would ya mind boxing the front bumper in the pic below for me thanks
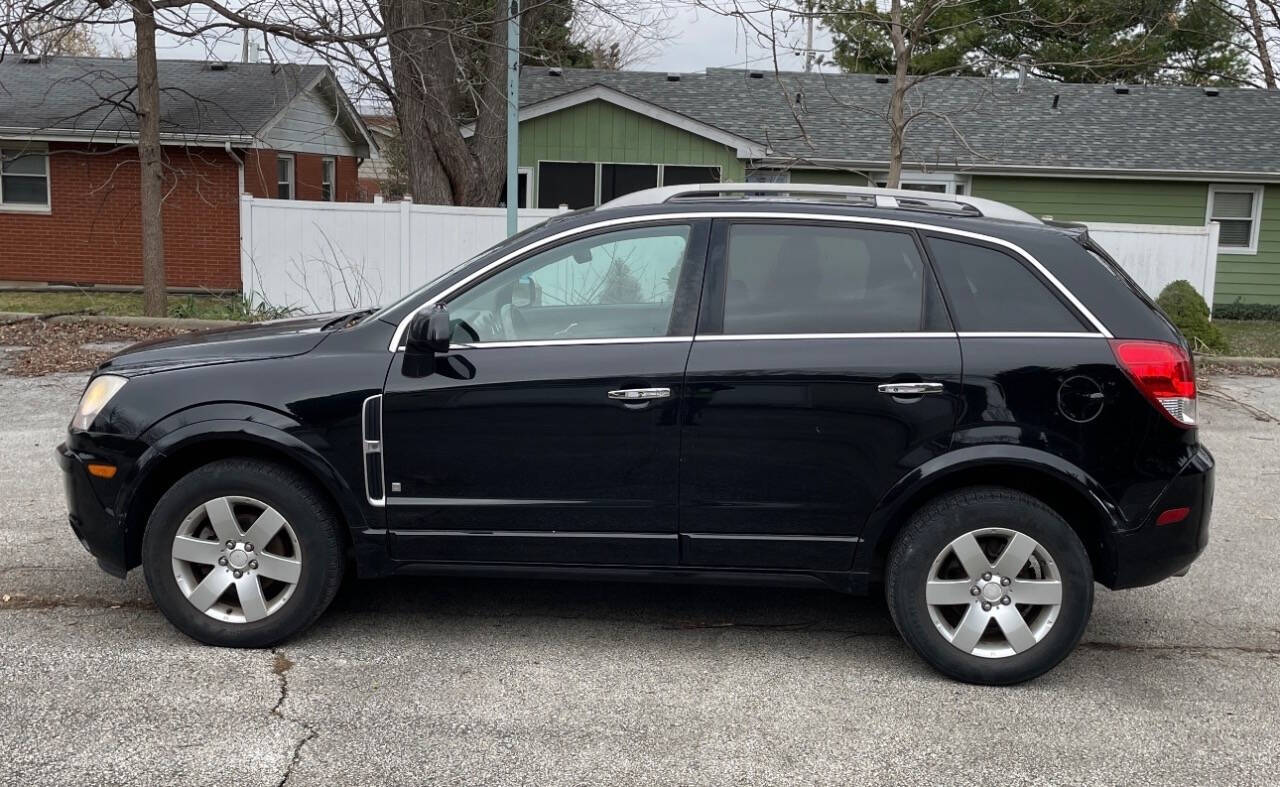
[56,441,129,578]
[1106,444,1215,589]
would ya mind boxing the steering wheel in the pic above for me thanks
[499,302,528,340]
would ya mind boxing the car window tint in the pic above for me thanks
[448,225,691,342]
[926,237,1086,333]
[722,223,925,334]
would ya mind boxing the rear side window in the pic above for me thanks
[927,237,1086,332]
[722,223,929,334]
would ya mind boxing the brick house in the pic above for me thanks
[0,56,377,290]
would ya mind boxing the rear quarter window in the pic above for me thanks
[926,236,1088,333]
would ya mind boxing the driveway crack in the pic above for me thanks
[270,648,317,787]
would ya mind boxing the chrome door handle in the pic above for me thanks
[608,387,672,401]
[878,382,944,395]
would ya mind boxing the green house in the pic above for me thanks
[506,67,1280,306]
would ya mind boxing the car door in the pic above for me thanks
[380,220,709,566]
[678,218,963,571]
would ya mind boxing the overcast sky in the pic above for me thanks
[142,1,833,77]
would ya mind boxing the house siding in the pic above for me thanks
[0,142,239,290]
[260,83,364,157]
[970,176,1280,305]
[517,99,744,206]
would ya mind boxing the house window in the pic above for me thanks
[537,162,595,209]
[276,154,295,200]
[1207,185,1263,254]
[499,168,532,208]
[320,157,336,202]
[662,165,720,186]
[874,172,970,195]
[601,164,658,202]
[1,146,50,209]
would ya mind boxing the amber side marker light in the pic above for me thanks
[1155,507,1191,526]
[87,463,117,479]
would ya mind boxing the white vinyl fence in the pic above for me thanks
[240,196,1222,314]
[1082,221,1220,306]
[239,196,561,313]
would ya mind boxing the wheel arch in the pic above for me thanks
[857,448,1122,586]
[119,419,366,570]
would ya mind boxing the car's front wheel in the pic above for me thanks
[142,458,345,647]
[886,487,1093,685]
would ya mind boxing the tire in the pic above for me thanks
[885,487,1093,685]
[142,458,345,648]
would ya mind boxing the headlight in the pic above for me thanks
[72,375,128,431]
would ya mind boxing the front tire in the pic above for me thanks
[142,458,345,648]
[886,487,1093,685]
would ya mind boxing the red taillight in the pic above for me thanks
[1109,340,1197,427]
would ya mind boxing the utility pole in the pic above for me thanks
[506,0,520,236]
[804,0,815,72]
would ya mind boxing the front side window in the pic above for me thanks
[276,155,295,200]
[927,237,1086,333]
[320,157,336,201]
[721,223,928,334]
[1,147,50,208]
[1208,185,1263,254]
[447,225,691,343]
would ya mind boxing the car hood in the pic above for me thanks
[97,313,341,376]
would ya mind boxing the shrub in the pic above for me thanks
[1155,280,1226,352]
[1213,301,1280,321]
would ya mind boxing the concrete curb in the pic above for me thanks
[1197,354,1280,368]
[0,312,242,329]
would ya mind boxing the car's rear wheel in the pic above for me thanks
[886,487,1093,685]
[142,458,345,647]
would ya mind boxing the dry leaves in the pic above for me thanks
[0,319,190,376]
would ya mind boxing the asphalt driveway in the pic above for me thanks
[1,372,1278,786]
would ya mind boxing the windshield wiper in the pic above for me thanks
[321,308,376,331]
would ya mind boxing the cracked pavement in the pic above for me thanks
[1,372,1279,786]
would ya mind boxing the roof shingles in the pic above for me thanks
[520,67,1280,176]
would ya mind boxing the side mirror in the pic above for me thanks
[511,275,540,308]
[407,304,453,353]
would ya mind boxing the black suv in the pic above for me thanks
[57,184,1213,684]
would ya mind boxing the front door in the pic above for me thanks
[381,221,708,566]
[679,219,963,571]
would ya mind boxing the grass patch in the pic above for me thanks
[1216,319,1280,358]
[0,290,294,322]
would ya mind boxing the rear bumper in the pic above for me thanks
[1106,445,1214,590]
[56,441,129,578]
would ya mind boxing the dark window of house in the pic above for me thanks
[276,155,295,200]
[321,157,336,202]
[537,162,594,209]
[927,237,1086,332]
[1,147,49,206]
[663,165,720,186]
[499,171,529,208]
[722,223,926,334]
[600,164,658,202]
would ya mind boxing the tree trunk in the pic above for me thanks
[380,0,512,206]
[885,0,908,188]
[132,1,166,316]
[1245,0,1277,89]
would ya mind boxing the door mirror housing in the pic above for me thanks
[407,304,453,353]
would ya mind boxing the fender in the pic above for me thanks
[119,405,371,546]
[852,444,1125,575]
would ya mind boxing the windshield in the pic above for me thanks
[369,217,560,323]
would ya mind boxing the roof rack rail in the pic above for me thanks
[601,182,1042,224]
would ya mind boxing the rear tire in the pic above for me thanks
[142,458,345,648]
[886,487,1093,685]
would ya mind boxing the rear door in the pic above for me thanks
[678,218,963,571]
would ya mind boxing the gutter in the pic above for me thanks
[753,157,1280,184]
[224,141,245,196]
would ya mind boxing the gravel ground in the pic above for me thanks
[1,372,1278,786]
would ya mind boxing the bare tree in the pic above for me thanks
[1,0,99,55]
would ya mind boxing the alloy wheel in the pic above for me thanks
[924,527,1064,659]
[170,496,303,624]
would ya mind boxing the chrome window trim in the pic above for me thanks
[956,331,1106,339]
[696,332,956,341]
[388,211,1114,351]
[449,336,693,350]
